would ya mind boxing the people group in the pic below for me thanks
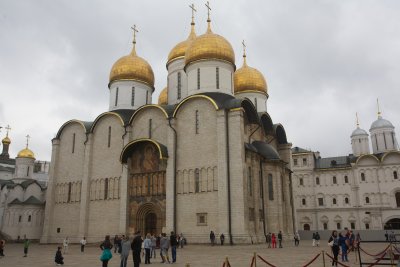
[328,229,359,266]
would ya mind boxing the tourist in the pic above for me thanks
[278,231,283,248]
[63,237,69,254]
[150,234,156,258]
[100,235,113,267]
[23,237,30,257]
[294,231,300,246]
[220,233,225,246]
[179,233,185,248]
[349,231,355,251]
[389,231,397,242]
[271,233,276,248]
[131,231,143,267]
[328,230,339,266]
[160,233,170,264]
[266,232,271,248]
[315,232,320,247]
[210,231,215,246]
[170,231,178,263]
[143,233,151,264]
[385,231,389,241]
[0,239,5,257]
[114,235,120,253]
[312,232,316,246]
[55,246,64,265]
[338,233,348,262]
[80,236,87,252]
[120,235,131,267]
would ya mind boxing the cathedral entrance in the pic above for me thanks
[121,140,167,235]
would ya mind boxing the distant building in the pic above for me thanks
[0,132,50,240]
[292,112,400,232]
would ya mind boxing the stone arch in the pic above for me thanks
[135,202,164,235]
[384,216,400,230]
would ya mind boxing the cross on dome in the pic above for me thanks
[5,125,11,137]
[376,98,382,117]
[131,24,139,45]
[205,1,211,22]
[356,112,360,127]
[189,3,197,24]
[25,134,30,148]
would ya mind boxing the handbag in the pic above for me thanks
[100,248,113,261]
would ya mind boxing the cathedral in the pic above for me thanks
[41,5,295,244]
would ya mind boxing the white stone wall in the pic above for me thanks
[14,157,35,179]
[235,92,268,113]
[167,59,188,105]
[351,135,370,156]
[109,80,153,111]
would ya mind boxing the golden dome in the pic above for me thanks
[185,22,235,67]
[2,136,11,145]
[234,55,268,94]
[167,22,197,65]
[109,44,154,88]
[17,147,35,159]
[158,87,168,105]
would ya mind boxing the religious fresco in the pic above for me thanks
[130,142,160,174]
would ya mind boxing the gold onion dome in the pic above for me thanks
[109,40,154,88]
[17,147,35,159]
[2,136,11,144]
[167,21,197,65]
[185,20,235,67]
[234,54,268,94]
[158,87,168,105]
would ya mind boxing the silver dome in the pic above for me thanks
[370,116,394,130]
[351,127,368,137]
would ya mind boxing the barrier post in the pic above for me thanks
[254,252,257,267]
[321,250,326,267]
[389,243,394,267]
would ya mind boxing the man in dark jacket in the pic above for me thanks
[277,231,283,248]
[170,231,178,263]
[131,231,143,267]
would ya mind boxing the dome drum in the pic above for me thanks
[109,80,153,111]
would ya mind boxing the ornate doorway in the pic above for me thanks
[145,213,157,235]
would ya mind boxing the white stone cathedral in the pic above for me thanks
[41,6,294,244]
[292,110,400,232]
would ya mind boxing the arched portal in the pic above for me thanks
[384,218,400,230]
[145,213,157,235]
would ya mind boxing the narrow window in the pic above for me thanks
[216,67,219,89]
[248,167,253,196]
[131,87,135,106]
[268,174,274,200]
[302,198,306,205]
[146,91,148,104]
[27,166,30,177]
[293,159,298,166]
[365,196,370,204]
[197,68,200,89]
[323,223,328,230]
[299,178,303,186]
[18,216,22,223]
[391,132,395,146]
[177,72,182,99]
[148,119,152,138]
[67,182,72,203]
[394,171,398,179]
[28,215,31,222]
[115,87,119,106]
[303,158,307,165]
[395,192,400,207]
[375,135,379,150]
[333,176,337,184]
[318,197,324,206]
[72,133,76,153]
[255,98,258,110]
[337,222,341,230]
[316,177,320,185]
[104,178,109,200]
[361,173,365,182]
[345,197,349,204]
[344,176,349,183]
[107,126,112,148]
[384,133,387,149]
[333,198,337,205]
[351,222,355,229]
[365,223,370,229]
[195,168,200,193]
[195,110,199,134]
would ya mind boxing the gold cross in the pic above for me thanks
[26,134,30,148]
[356,112,359,127]
[205,1,211,21]
[5,125,11,136]
[242,40,246,56]
[189,3,197,22]
[131,24,139,44]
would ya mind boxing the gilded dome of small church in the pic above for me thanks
[109,42,154,88]
[17,147,35,159]
[158,87,168,105]
[185,21,235,67]
[2,136,11,145]
[234,55,267,94]
[167,22,197,65]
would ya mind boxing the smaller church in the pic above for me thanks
[0,129,49,241]
[42,3,295,244]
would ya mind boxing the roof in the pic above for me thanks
[370,116,394,130]
[0,165,14,172]
[252,141,280,160]
[315,156,351,169]
[9,196,44,205]
[292,147,311,154]
[111,109,136,125]
[351,127,368,137]
[0,179,14,189]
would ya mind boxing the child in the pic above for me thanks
[55,246,64,265]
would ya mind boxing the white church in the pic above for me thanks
[40,5,295,244]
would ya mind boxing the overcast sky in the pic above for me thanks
[0,0,399,161]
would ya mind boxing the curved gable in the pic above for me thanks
[90,112,125,133]
[56,120,90,139]
[273,124,288,144]
[130,104,169,124]
[381,151,400,164]
[260,112,274,135]
[173,95,219,117]
[355,154,380,166]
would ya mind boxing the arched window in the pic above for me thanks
[268,174,274,200]
[197,68,200,89]
[345,197,349,204]
[67,182,72,203]
[131,87,135,106]
[365,223,370,229]
[195,169,200,193]
[108,126,111,148]
[303,224,310,231]
[195,110,199,134]
[344,176,348,183]
[337,222,341,230]
[316,177,320,185]
[365,196,370,204]
[396,192,400,207]
[177,72,182,99]
[104,178,109,200]
[361,173,365,182]
[216,67,219,89]
[394,171,398,180]
[299,178,304,186]
[333,176,337,184]
[72,133,76,153]
[115,87,119,106]
[302,198,306,205]
[323,223,328,230]
[28,215,31,222]
[333,198,337,205]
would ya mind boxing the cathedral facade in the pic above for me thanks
[41,8,294,244]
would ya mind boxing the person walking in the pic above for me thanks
[170,231,178,263]
[294,231,300,246]
[80,236,87,253]
[266,233,271,248]
[114,235,120,253]
[220,233,225,246]
[100,235,113,267]
[150,234,156,258]
[120,235,131,267]
[271,233,276,248]
[278,231,283,248]
[63,237,69,254]
[210,231,215,246]
[328,230,339,266]
[179,233,185,248]
[55,246,64,266]
[160,233,170,264]
[143,233,152,264]
[0,239,5,257]
[131,231,143,267]
[339,233,348,262]
[312,232,316,246]
[23,237,30,257]
[315,232,320,247]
